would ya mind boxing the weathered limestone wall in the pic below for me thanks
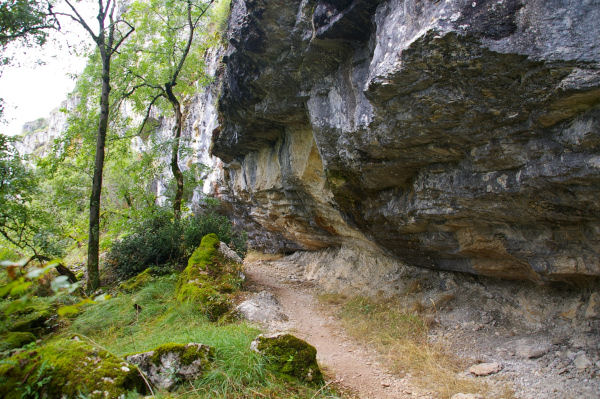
[211,0,600,283]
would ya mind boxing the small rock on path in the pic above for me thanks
[468,362,502,377]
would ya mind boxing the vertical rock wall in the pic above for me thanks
[210,0,600,282]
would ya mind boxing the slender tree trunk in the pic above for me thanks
[165,84,184,220]
[87,47,111,292]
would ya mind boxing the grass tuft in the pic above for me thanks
[320,294,513,399]
[65,276,343,398]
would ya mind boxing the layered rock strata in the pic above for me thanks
[211,0,600,282]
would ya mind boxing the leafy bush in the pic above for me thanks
[107,208,247,279]
[182,212,247,259]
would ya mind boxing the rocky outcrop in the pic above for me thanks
[211,0,600,282]
[126,342,214,391]
[15,100,71,158]
[251,333,323,383]
[236,290,288,323]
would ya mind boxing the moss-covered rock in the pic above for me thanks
[119,268,154,292]
[185,233,221,274]
[0,337,146,398]
[126,342,214,391]
[0,331,36,352]
[176,234,244,321]
[251,333,323,384]
[0,298,54,334]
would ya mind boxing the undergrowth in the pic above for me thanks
[319,294,513,399]
[67,276,343,398]
[107,208,248,279]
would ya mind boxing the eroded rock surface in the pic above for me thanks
[211,0,600,282]
[236,290,288,323]
[126,343,213,391]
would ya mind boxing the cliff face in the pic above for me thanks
[16,102,70,158]
[211,0,600,282]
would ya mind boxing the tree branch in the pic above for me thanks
[169,0,214,86]
[23,255,79,284]
[110,20,134,55]
[62,0,98,42]
[137,94,164,137]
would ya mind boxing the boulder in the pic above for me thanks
[514,338,552,359]
[3,299,53,334]
[236,291,288,323]
[573,353,592,370]
[251,333,323,384]
[126,342,214,391]
[177,234,244,321]
[0,337,146,399]
[0,331,36,352]
[119,268,154,293]
[468,362,502,376]
[219,241,243,264]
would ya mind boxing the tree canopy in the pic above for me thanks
[0,0,58,49]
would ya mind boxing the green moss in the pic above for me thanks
[216,273,243,293]
[177,284,231,321]
[148,342,214,367]
[186,233,221,272]
[0,331,36,351]
[119,268,154,293]
[256,334,323,384]
[0,298,53,334]
[0,338,147,399]
[176,234,243,322]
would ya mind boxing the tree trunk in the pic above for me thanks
[166,84,184,220]
[86,48,111,292]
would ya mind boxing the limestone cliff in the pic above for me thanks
[210,0,600,282]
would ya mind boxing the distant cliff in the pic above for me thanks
[209,0,600,282]
[16,104,69,158]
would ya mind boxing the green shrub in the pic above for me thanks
[106,209,180,278]
[183,212,247,259]
[107,207,247,279]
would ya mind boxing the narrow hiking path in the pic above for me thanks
[244,258,434,399]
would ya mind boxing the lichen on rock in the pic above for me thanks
[126,342,214,391]
[0,337,146,399]
[251,333,323,384]
[176,233,244,321]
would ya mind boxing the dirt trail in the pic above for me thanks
[244,259,433,399]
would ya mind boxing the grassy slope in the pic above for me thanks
[67,275,343,398]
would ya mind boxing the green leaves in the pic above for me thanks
[0,0,58,48]
[0,133,63,256]
[117,0,222,113]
